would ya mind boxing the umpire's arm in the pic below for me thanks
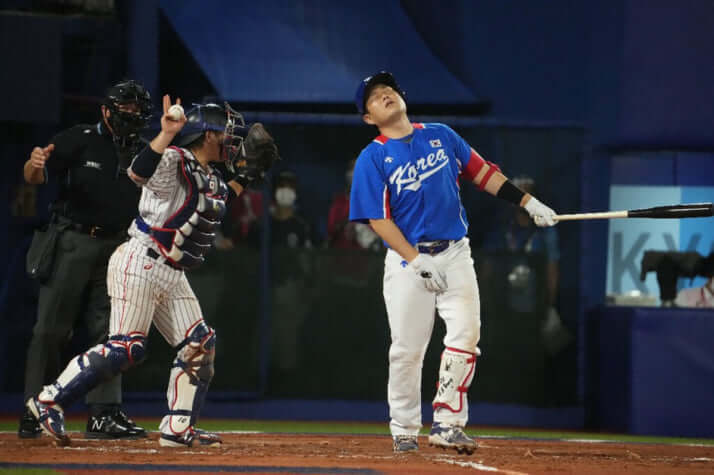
[23,144,54,184]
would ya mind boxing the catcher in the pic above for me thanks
[26,96,279,447]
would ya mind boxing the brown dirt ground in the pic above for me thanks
[1,432,713,474]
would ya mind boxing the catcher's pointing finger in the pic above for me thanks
[160,94,187,135]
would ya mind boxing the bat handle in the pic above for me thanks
[553,211,628,221]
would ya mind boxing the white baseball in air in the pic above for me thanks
[167,104,184,121]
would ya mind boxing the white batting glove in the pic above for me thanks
[524,197,558,227]
[409,254,447,292]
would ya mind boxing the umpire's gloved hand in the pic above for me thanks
[410,254,447,292]
[524,196,558,227]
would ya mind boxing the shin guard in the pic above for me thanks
[161,322,216,440]
[38,334,146,410]
[432,347,477,416]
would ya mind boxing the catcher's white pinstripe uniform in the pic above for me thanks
[107,147,205,345]
[28,99,277,448]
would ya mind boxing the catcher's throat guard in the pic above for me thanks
[177,102,248,172]
[221,102,247,171]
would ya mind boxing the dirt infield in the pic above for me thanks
[1,432,713,474]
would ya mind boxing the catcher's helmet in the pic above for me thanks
[176,102,247,166]
[355,71,406,115]
[103,79,152,138]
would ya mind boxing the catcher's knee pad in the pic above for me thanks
[176,321,216,383]
[431,347,478,414]
[40,334,147,409]
[162,321,216,438]
[106,333,148,370]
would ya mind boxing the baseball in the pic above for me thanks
[167,104,184,121]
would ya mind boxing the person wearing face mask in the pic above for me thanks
[25,97,279,447]
[19,80,152,440]
[327,159,380,250]
[248,170,313,384]
[250,171,312,249]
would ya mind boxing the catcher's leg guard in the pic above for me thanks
[432,347,477,426]
[159,321,216,447]
[37,334,147,410]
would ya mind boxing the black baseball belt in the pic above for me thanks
[416,240,452,255]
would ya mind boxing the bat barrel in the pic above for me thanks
[627,203,714,219]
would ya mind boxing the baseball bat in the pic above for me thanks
[554,203,714,221]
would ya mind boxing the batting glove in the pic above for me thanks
[410,254,447,292]
[524,197,557,227]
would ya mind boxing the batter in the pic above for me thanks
[349,71,558,453]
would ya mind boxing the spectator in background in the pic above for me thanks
[226,187,264,244]
[327,159,380,251]
[483,176,571,355]
[250,170,312,248]
[249,171,313,381]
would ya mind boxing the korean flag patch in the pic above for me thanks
[429,139,442,148]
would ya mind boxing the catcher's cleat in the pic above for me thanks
[392,435,419,453]
[18,406,42,439]
[194,428,222,447]
[428,422,477,454]
[159,427,222,448]
[85,409,147,439]
[26,397,70,446]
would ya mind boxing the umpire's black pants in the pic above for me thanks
[23,226,126,407]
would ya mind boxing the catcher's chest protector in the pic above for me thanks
[149,147,229,269]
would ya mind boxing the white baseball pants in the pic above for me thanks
[383,237,481,436]
[107,238,204,345]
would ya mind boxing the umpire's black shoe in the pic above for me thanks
[112,409,148,438]
[18,406,42,439]
[85,409,147,439]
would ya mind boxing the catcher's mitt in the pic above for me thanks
[233,122,279,188]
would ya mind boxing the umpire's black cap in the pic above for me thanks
[355,71,406,115]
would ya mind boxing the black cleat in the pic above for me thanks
[111,409,148,438]
[159,427,222,448]
[194,428,222,447]
[18,406,42,439]
[85,409,147,439]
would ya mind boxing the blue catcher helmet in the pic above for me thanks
[355,71,406,115]
[176,102,248,167]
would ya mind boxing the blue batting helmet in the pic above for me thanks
[355,71,405,115]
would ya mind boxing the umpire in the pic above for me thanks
[19,80,150,439]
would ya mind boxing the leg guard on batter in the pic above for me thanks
[37,333,147,410]
[432,347,478,426]
[159,321,216,447]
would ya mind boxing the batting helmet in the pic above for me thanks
[175,102,248,166]
[103,79,152,138]
[355,71,406,115]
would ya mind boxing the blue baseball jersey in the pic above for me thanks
[349,122,490,246]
